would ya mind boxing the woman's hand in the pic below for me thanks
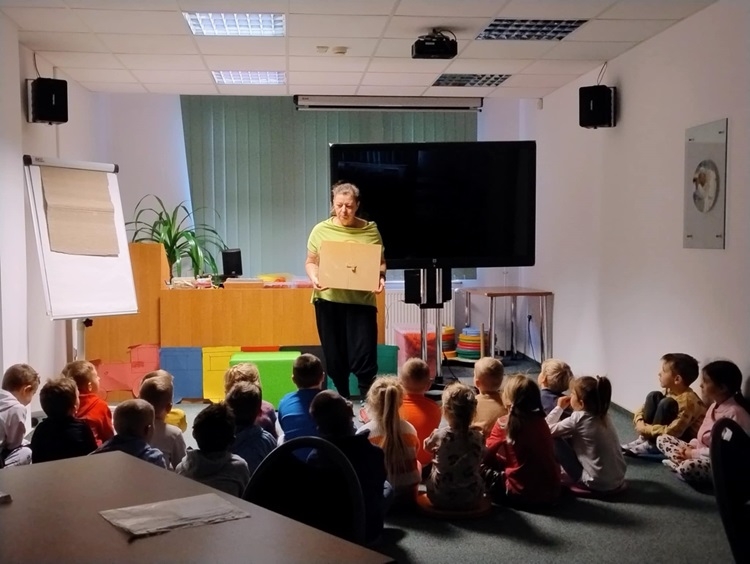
[556,395,572,409]
[312,276,328,291]
[375,276,385,294]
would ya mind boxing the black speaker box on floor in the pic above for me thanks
[27,78,68,124]
[222,248,243,277]
[579,85,616,129]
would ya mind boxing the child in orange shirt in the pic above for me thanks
[63,360,114,446]
[397,358,442,471]
[472,357,507,437]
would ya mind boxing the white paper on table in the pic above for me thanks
[99,493,250,539]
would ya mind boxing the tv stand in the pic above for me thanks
[404,268,456,388]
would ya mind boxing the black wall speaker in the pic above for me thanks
[27,78,68,124]
[222,248,243,277]
[579,85,616,129]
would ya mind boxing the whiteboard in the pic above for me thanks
[24,155,138,320]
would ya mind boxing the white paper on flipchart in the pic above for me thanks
[99,493,250,538]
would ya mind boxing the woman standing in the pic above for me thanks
[305,182,386,400]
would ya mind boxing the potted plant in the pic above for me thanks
[127,195,226,279]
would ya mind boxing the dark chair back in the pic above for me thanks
[243,436,366,545]
[710,417,750,563]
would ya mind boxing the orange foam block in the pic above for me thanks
[96,362,133,392]
[129,344,160,395]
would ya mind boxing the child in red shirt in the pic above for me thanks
[63,360,114,446]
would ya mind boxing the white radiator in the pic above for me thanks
[384,289,455,345]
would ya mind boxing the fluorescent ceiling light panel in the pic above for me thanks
[433,74,510,87]
[212,71,286,85]
[184,12,285,37]
[478,19,586,41]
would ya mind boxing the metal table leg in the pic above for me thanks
[489,297,496,359]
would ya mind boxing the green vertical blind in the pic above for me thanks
[181,96,477,276]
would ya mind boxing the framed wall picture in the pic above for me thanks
[683,118,728,249]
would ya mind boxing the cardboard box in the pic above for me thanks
[318,240,382,292]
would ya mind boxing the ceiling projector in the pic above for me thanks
[412,29,458,59]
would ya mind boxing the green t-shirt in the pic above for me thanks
[307,218,384,307]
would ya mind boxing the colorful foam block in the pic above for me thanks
[229,351,301,408]
[159,347,203,402]
[202,346,241,402]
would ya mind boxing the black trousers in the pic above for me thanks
[643,391,679,426]
[314,299,378,399]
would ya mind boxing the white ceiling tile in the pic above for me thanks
[289,37,378,57]
[217,84,288,96]
[289,0,397,15]
[288,71,362,85]
[423,86,497,97]
[131,69,212,84]
[178,0,285,10]
[66,0,179,8]
[117,54,206,70]
[19,31,108,53]
[357,85,428,96]
[80,82,147,93]
[203,55,286,71]
[520,59,601,74]
[542,41,635,60]
[460,40,555,59]
[145,83,219,95]
[289,56,370,72]
[361,72,437,86]
[598,0,716,20]
[375,38,418,58]
[502,74,579,88]
[195,37,286,56]
[569,19,676,42]
[289,84,358,95]
[1,8,89,32]
[395,0,508,18]
[38,51,124,69]
[99,34,198,55]
[367,58,451,73]
[76,9,188,34]
[384,16,490,39]
[0,1,64,6]
[489,86,557,98]
[63,68,137,83]
[444,58,531,74]
[498,0,618,19]
[288,15,388,38]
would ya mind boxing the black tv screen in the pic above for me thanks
[329,141,536,270]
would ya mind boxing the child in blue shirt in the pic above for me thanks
[226,382,276,475]
[277,354,325,443]
[92,399,167,468]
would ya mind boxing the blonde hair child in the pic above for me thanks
[472,357,507,437]
[224,363,277,438]
[537,359,574,415]
[424,383,484,509]
[547,376,627,493]
[356,376,420,500]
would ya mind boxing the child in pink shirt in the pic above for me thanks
[657,360,750,486]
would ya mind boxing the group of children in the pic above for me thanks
[1,350,749,544]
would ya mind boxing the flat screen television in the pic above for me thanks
[329,141,536,270]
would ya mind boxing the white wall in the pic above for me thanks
[520,0,750,408]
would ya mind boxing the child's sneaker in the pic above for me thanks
[621,436,646,452]
[662,459,679,472]
[626,439,660,456]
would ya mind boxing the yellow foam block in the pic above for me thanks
[202,346,241,402]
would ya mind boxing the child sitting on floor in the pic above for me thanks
[538,359,574,416]
[424,383,485,510]
[0,364,40,467]
[31,376,97,463]
[176,402,250,496]
[139,374,186,470]
[397,358,441,471]
[226,382,277,475]
[357,376,420,502]
[141,370,187,432]
[92,399,167,468]
[548,376,626,493]
[482,374,561,506]
[63,360,114,446]
[277,353,324,443]
[310,390,390,544]
[224,363,277,437]
[622,353,706,456]
[657,360,750,486]
[472,357,507,437]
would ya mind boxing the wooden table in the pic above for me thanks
[463,286,553,362]
[0,452,394,564]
